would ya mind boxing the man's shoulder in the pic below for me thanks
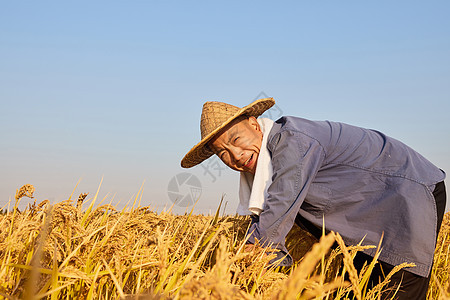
[274,116,310,127]
[265,116,330,153]
[270,116,332,139]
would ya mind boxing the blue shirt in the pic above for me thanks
[246,116,445,277]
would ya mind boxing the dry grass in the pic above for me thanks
[428,212,450,300]
[0,184,449,299]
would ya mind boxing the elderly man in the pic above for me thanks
[181,98,446,299]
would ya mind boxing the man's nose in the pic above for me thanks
[229,146,243,162]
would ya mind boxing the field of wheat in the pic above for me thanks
[0,184,449,300]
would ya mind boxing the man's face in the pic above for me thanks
[208,116,263,174]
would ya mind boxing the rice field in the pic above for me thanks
[0,184,449,299]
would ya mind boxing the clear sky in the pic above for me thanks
[1,1,449,214]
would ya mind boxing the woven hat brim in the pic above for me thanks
[181,98,275,168]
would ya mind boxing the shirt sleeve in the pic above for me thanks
[246,129,325,266]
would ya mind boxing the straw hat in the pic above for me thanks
[181,98,275,168]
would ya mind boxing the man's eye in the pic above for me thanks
[233,137,239,142]
[221,152,229,161]
[220,152,226,160]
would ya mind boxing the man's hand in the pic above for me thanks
[243,243,269,258]
[244,243,256,252]
[243,243,270,276]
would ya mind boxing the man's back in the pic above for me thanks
[263,116,445,276]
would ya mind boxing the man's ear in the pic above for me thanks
[247,116,261,132]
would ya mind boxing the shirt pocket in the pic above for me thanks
[301,183,333,216]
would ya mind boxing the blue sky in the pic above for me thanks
[1,1,449,213]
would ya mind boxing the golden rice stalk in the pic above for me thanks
[76,193,89,212]
[177,236,251,300]
[271,232,339,299]
[102,258,125,299]
[364,262,416,299]
[334,233,362,300]
[15,184,35,201]
[429,212,450,300]
[1,185,449,299]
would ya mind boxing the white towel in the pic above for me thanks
[237,118,274,216]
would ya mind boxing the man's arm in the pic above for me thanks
[246,129,325,265]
